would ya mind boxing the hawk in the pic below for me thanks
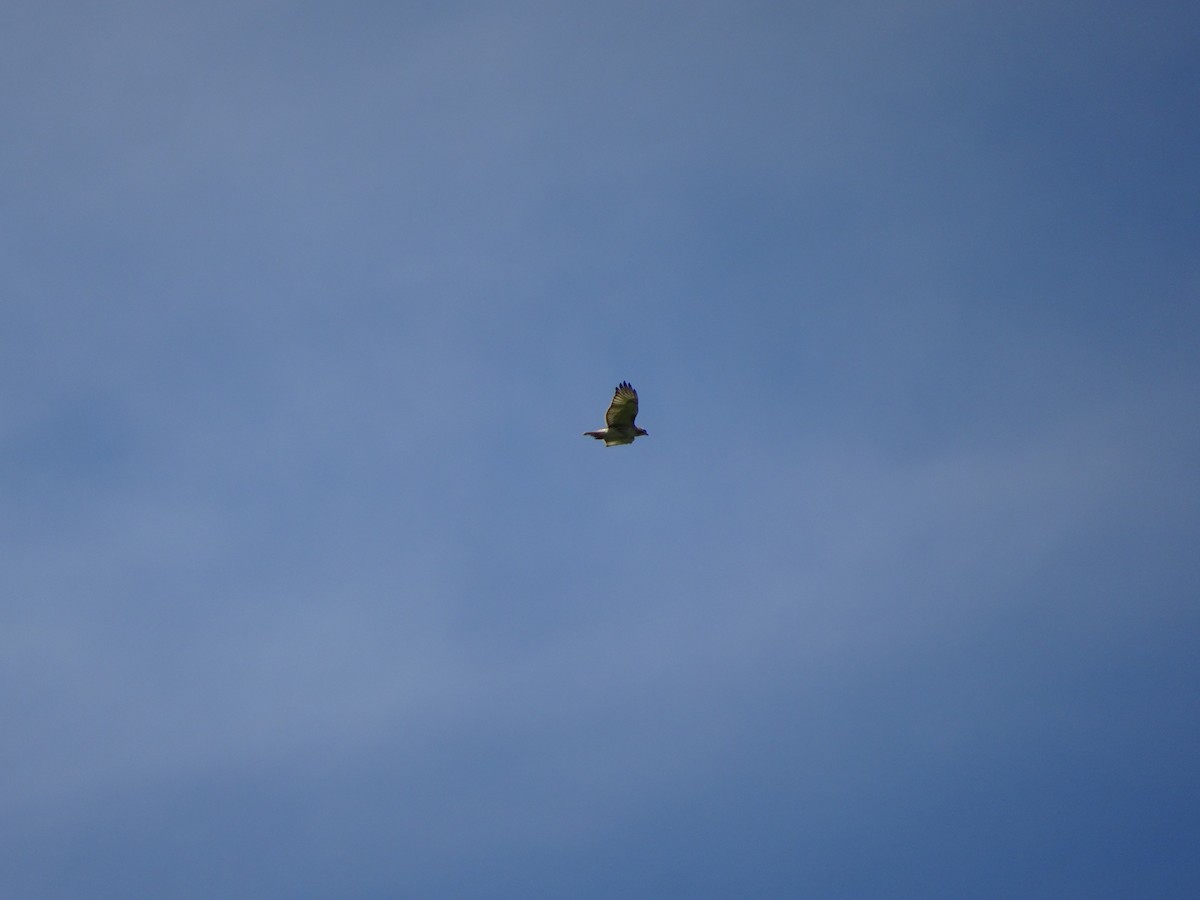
[585,381,649,446]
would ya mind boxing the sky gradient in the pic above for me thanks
[3,1,1199,897]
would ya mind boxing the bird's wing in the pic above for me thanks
[605,382,639,428]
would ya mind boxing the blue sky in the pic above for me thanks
[3,1,1198,896]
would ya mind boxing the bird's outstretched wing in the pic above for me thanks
[605,382,639,428]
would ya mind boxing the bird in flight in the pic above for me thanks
[585,381,649,446]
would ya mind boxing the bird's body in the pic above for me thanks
[585,381,648,446]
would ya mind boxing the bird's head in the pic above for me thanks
[636,427,649,437]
